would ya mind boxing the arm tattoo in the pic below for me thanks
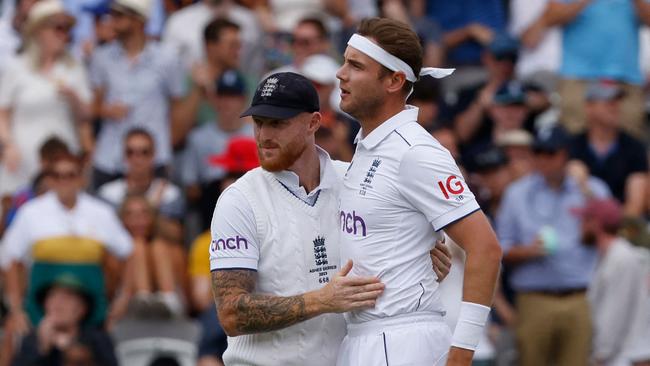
[211,270,311,334]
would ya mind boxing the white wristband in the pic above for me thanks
[451,301,491,351]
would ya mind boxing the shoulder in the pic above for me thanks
[585,176,611,198]
[97,180,126,204]
[16,193,52,216]
[157,179,183,202]
[397,125,455,164]
[93,42,119,58]
[2,54,27,74]
[619,132,647,153]
[79,193,120,217]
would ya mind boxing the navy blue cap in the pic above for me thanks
[533,126,570,152]
[493,81,526,105]
[585,82,625,102]
[488,33,519,60]
[241,72,319,119]
[216,70,246,96]
[466,144,508,173]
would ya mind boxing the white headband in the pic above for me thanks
[347,34,454,82]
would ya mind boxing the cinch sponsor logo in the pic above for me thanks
[339,210,367,237]
[211,236,249,251]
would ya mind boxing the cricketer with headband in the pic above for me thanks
[210,17,501,366]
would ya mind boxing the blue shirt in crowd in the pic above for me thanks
[559,0,645,84]
[426,0,506,65]
[496,173,610,292]
[89,41,186,173]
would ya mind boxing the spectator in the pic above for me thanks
[509,0,561,85]
[427,0,506,92]
[576,198,650,366]
[188,136,259,366]
[0,0,93,197]
[271,17,332,74]
[98,128,185,224]
[0,0,38,71]
[569,82,648,217]
[407,77,443,132]
[1,137,69,234]
[452,34,519,152]
[534,0,650,138]
[182,70,253,229]
[11,273,118,366]
[496,126,611,366]
[176,17,242,136]
[162,0,262,75]
[1,152,132,337]
[299,54,354,161]
[89,0,185,188]
[118,194,186,319]
[495,128,535,180]
[465,144,513,219]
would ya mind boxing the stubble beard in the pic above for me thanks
[341,90,385,122]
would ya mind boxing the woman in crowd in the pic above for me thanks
[0,0,92,197]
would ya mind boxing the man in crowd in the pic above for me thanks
[576,198,650,366]
[569,82,648,217]
[90,0,185,188]
[271,17,332,74]
[496,126,611,366]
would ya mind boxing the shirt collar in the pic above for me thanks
[531,173,578,193]
[354,105,419,150]
[271,146,337,195]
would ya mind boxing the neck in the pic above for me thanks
[588,124,617,146]
[127,171,154,192]
[544,173,565,190]
[358,99,405,137]
[287,144,321,193]
[57,193,78,210]
[596,234,617,255]
[39,51,58,71]
[121,31,146,57]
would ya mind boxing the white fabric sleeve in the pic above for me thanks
[398,145,480,231]
[100,206,133,259]
[0,205,34,269]
[0,59,19,108]
[71,62,93,104]
[210,186,260,271]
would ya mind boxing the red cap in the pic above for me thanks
[208,137,259,173]
[571,198,623,229]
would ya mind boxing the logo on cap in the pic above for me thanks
[261,77,279,97]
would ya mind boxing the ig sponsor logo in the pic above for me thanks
[437,175,465,201]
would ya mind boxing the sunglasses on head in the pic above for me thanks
[126,147,153,157]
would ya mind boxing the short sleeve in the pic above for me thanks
[88,48,107,90]
[210,186,260,271]
[0,205,33,269]
[70,63,92,104]
[397,145,480,231]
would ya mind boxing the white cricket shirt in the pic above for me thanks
[339,105,481,324]
[210,148,348,366]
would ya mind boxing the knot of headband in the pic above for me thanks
[347,34,455,82]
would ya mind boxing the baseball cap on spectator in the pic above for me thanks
[571,198,623,232]
[496,129,533,148]
[241,72,319,119]
[209,137,260,173]
[215,70,246,96]
[585,81,625,102]
[493,81,526,106]
[110,0,152,20]
[36,273,94,320]
[488,33,519,61]
[300,55,340,85]
[533,125,570,153]
[24,0,75,36]
[465,145,508,173]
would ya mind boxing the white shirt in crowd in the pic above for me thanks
[509,0,561,79]
[0,191,132,270]
[162,1,263,75]
[338,105,480,325]
[0,55,92,195]
[210,147,348,366]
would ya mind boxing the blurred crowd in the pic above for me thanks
[0,0,649,365]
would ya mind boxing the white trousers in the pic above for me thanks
[336,312,451,366]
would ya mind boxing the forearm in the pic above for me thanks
[463,243,501,306]
[454,101,485,143]
[0,108,12,145]
[543,0,590,27]
[502,245,539,265]
[624,174,646,217]
[442,26,472,50]
[78,121,94,155]
[6,262,25,311]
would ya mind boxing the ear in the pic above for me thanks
[308,112,322,133]
[386,72,407,95]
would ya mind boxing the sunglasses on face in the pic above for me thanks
[47,21,72,34]
[291,37,320,47]
[125,147,153,157]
